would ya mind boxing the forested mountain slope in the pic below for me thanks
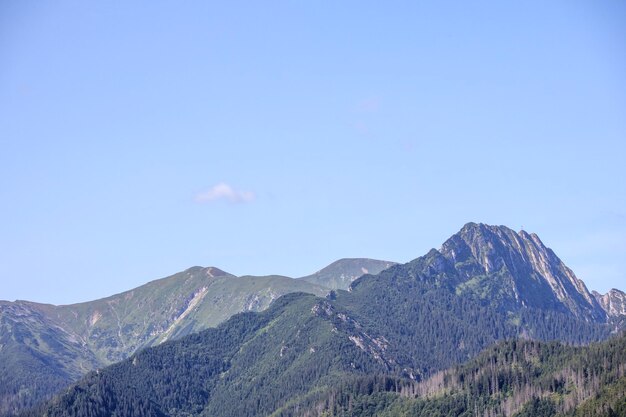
[293,332,626,417]
[21,293,390,417]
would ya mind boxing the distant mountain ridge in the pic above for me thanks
[17,223,626,417]
[300,258,396,289]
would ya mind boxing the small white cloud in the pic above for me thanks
[195,183,255,204]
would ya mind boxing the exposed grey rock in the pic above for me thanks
[439,223,607,322]
[593,288,626,318]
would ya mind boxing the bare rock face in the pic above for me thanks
[593,288,626,319]
[439,223,607,322]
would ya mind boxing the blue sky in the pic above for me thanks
[1,1,625,304]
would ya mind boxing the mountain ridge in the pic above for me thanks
[0,258,387,416]
[3,223,625,417]
[300,258,396,290]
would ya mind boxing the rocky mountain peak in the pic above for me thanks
[439,223,606,322]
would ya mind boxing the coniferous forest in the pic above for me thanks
[18,293,626,417]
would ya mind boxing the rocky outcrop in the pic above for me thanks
[439,223,607,322]
[593,288,626,318]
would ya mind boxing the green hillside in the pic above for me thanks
[299,258,395,290]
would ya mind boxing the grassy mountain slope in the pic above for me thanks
[0,302,100,416]
[158,274,331,342]
[299,258,395,290]
[36,267,237,364]
[46,268,330,362]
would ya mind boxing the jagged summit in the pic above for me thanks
[592,288,626,319]
[438,222,606,322]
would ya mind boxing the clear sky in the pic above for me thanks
[1,1,625,305]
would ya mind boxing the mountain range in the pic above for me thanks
[2,223,625,417]
[0,259,393,416]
